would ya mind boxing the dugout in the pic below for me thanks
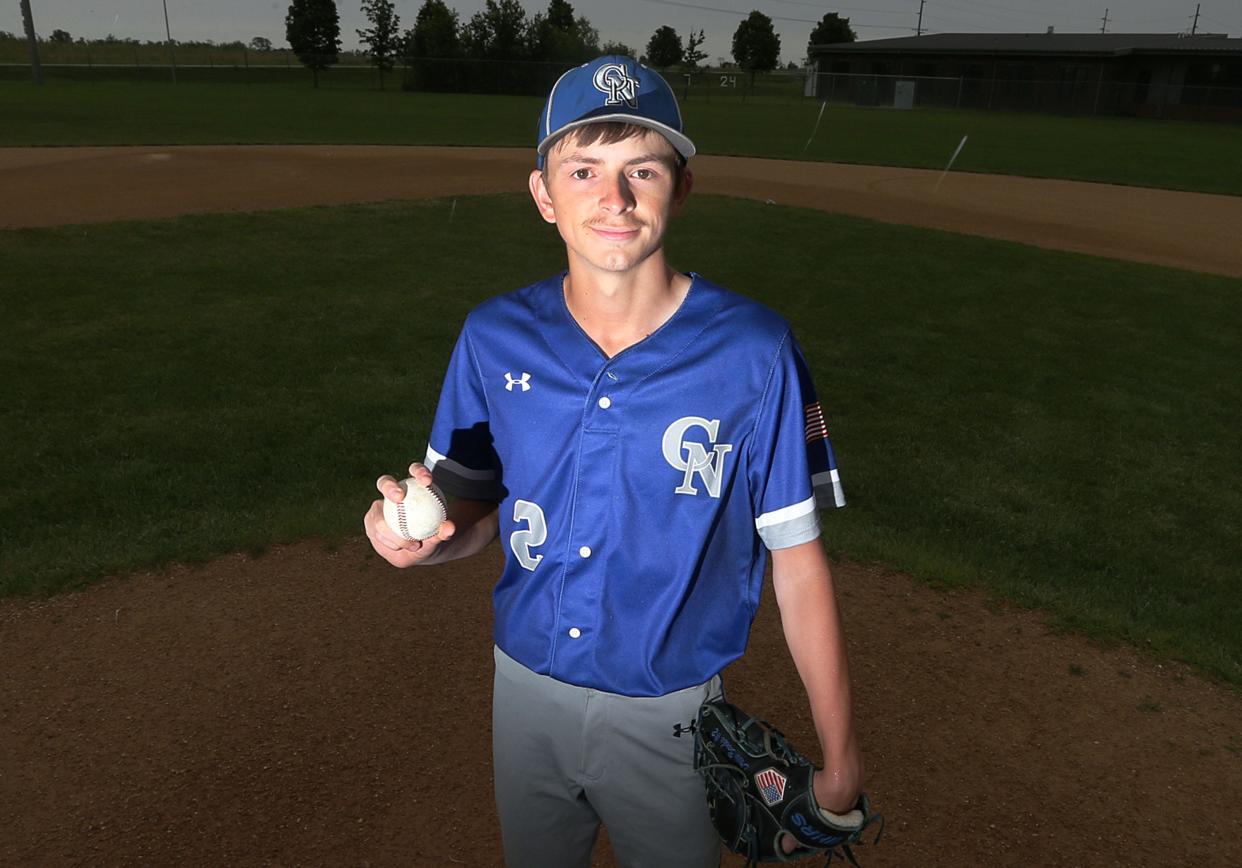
[807,32,1242,121]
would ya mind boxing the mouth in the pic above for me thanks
[589,224,642,241]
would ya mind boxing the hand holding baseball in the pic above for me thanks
[364,462,456,567]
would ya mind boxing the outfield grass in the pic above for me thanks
[1,194,1239,684]
[2,80,1239,194]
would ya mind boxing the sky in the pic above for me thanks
[4,1,1238,66]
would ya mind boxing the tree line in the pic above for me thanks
[283,0,857,89]
[2,1,858,89]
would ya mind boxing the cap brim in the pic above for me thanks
[537,114,696,163]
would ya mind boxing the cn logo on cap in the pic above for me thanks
[534,55,696,168]
[592,63,639,108]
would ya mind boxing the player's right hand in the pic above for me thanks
[363,462,456,568]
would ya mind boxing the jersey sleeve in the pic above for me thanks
[748,331,846,551]
[424,322,504,502]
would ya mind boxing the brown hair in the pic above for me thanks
[544,122,688,183]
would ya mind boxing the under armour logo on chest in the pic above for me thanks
[504,372,532,392]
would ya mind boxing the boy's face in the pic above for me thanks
[529,128,693,277]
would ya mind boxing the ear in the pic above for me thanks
[529,169,557,224]
[671,167,694,215]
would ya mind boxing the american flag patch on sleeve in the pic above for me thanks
[804,401,829,443]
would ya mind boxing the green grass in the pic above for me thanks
[2,79,1240,194]
[0,81,541,147]
[718,100,1242,194]
[1,193,1239,685]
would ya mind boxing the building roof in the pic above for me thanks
[810,32,1242,57]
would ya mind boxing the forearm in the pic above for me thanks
[771,542,859,769]
[416,497,500,566]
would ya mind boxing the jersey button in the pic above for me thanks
[598,396,612,409]
[579,546,592,558]
[568,627,582,639]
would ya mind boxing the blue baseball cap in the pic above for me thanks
[536,55,696,168]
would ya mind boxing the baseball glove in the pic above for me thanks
[691,696,883,866]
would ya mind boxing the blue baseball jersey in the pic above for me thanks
[425,273,844,697]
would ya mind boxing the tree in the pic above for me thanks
[645,25,682,68]
[285,0,340,88]
[808,12,856,49]
[546,0,575,30]
[731,10,780,71]
[683,28,706,69]
[600,40,635,57]
[403,0,460,92]
[573,15,600,58]
[357,0,402,90]
[250,36,273,52]
[461,0,528,61]
[50,29,72,44]
[406,0,458,58]
[528,1,599,63]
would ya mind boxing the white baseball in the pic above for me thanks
[383,478,447,541]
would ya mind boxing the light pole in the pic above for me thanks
[20,0,44,85]
[162,0,178,83]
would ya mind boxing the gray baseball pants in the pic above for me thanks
[491,645,723,868]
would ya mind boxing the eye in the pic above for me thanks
[632,168,655,180]
[571,167,592,180]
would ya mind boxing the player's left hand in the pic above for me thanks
[776,764,866,856]
[814,759,864,816]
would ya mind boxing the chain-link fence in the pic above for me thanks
[0,63,391,87]
[402,57,573,96]
[810,70,1242,121]
[5,47,1240,122]
[0,41,379,86]
[0,39,370,67]
[399,58,809,101]
[397,58,809,100]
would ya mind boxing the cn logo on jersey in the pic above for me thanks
[662,416,733,499]
[754,768,787,807]
[504,371,532,392]
[592,63,639,107]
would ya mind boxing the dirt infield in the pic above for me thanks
[3,145,1242,277]
[2,147,1240,867]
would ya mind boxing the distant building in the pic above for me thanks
[807,32,1242,121]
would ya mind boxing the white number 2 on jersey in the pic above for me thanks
[510,499,547,571]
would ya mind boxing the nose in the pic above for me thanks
[599,172,636,214]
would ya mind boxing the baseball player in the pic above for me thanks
[364,55,864,867]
